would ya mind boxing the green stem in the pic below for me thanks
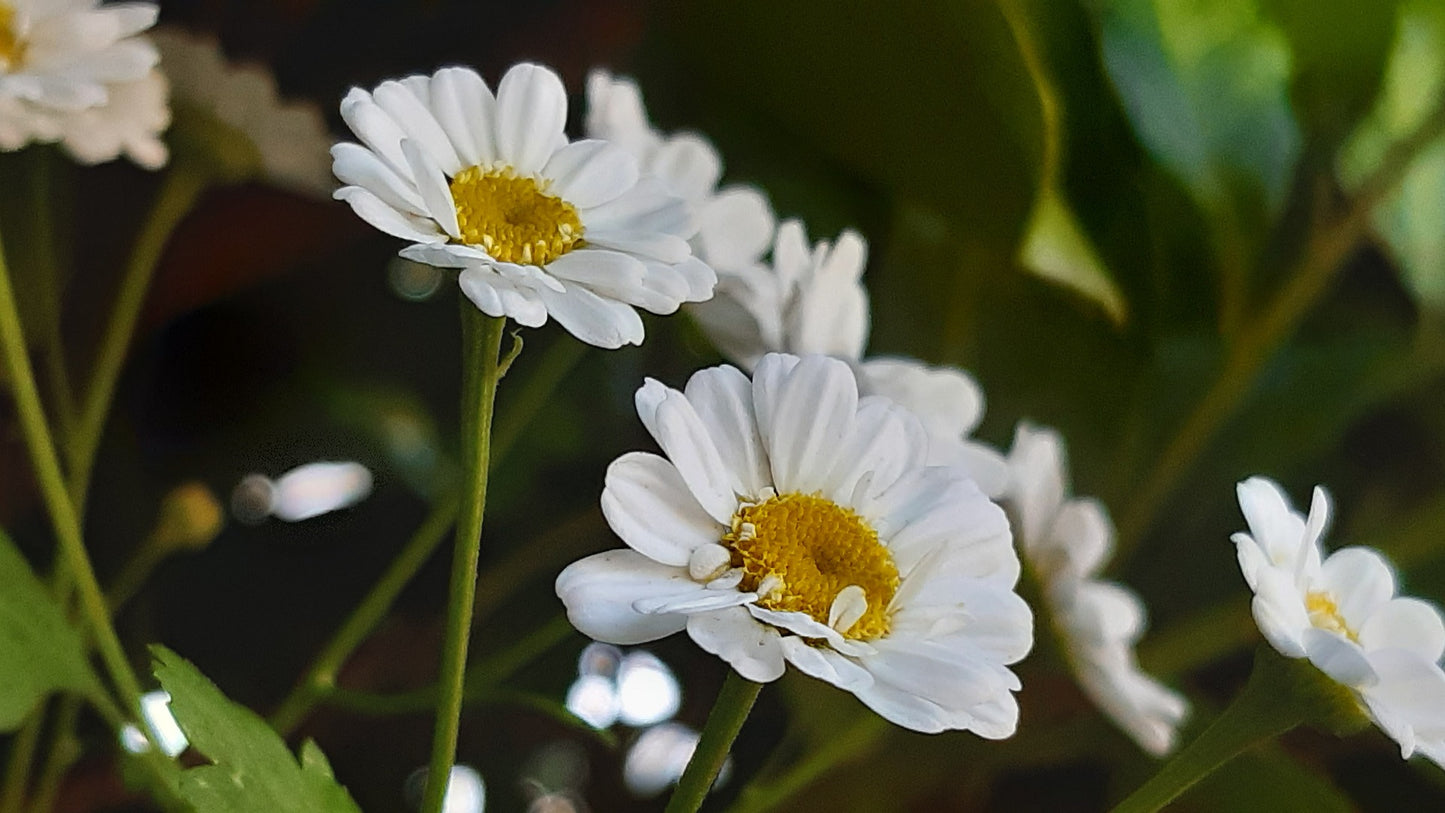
[1111,648,1363,813]
[420,306,506,813]
[1114,96,1445,560]
[67,163,210,510]
[0,708,44,813]
[729,713,888,813]
[0,224,151,744]
[666,671,764,813]
[269,492,460,735]
[24,700,79,813]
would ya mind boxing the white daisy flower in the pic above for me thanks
[690,218,1010,495]
[584,69,775,276]
[1008,424,1188,755]
[0,0,168,168]
[556,353,1033,736]
[1234,477,1445,769]
[331,62,715,349]
[152,27,332,195]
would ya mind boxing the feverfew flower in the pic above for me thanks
[693,219,1009,494]
[0,0,168,168]
[1008,424,1188,755]
[556,354,1033,736]
[332,62,715,349]
[1234,477,1445,768]
[585,69,775,276]
[152,28,332,195]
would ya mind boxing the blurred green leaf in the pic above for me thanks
[0,525,102,730]
[151,645,361,813]
[1340,0,1445,310]
[1186,743,1354,812]
[1097,0,1301,222]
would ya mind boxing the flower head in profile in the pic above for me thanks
[1234,477,1445,768]
[0,0,168,167]
[332,63,715,349]
[1008,424,1188,755]
[585,69,775,277]
[556,353,1033,736]
[153,28,332,195]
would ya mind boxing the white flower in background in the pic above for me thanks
[332,62,715,349]
[1008,424,1188,755]
[584,69,775,276]
[556,354,1033,736]
[152,27,332,195]
[1234,477,1445,769]
[692,218,1009,494]
[0,0,168,167]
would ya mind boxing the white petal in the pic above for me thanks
[785,229,869,359]
[696,186,775,271]
[495,62,568,175]
[454,266,549,326]
[331,142,426,215]
[1006,423,1068,549]
[634,590,756,615]
[555,551,698,645]
[535,282,645,349]
[583,179,695,237]
[1040,498,1114,583]
[400,138,459,239]
[632,381,739,523]
[1235,477,1310,569]
[339,88,412,179]
[334,186,445,244]
[544,249,649,306]
[673,256,717,302]
[1319,547,1396,629]
[1303,627,1378,687]
[429,66,497,168]
[649,133,722,200]
[686,606,786,683]
[939,439,1010,498]
[757,355,858,494]
[545,139,639,210]
[859,358,986,438]
[1359,598,1445,663]
[1360,648,1445,758]
[401,242,486,269]
[602,452,724,567]
[585,230,691,264]
[373,77,463,175]
[683,365,771,498]
[750,353,803,438]
[822,396,926,507]
[779,637,872,691]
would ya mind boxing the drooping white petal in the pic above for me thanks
[534,281,646,349]
[602,452,724,567]
[332,142,426,215]
[400,138,460,239]
[779,637,873,691]
[631,382,738,523]
[1303,628,1378,688]
[686,607,785,683]
[333,186,445,244]
[555,551,700,645]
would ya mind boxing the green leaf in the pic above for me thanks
[1097,0,1301,222]
[150,646,361,813]
[1189,743,1355,812]
[0,526,102,730]
[1340,0,1445,310]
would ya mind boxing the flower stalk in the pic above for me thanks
[665,670,763,813]
[420,304,507,813]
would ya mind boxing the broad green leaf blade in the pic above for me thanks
[1340,1,1445,310]
[151,646,360,813]
[0,526,101,730]
[1019,185,1128,323]
[1098,0,1301,221]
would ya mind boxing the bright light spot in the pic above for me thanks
[230,473,276,524]
[118,692,188,757]
[623,723,700,798]
[406,764,485,813]
[119,724,149,754]
[615,652,681,727]
[565,674,619,729]
[270,461,373,522]
[389,257,444,301]
[577,642,622,678]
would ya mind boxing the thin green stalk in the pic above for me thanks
[1114,96,1445,560]
[269,492,460,735]
[666,671,764,813]
[24,701,79,813]
[0,224,151,744]
[420,306,506,813]
[67,163,210,510]
[729,713,888,813]
[0,709,44,813]
[1111,648,1365,813]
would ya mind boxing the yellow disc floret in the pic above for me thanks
[723,492,899,641]
[1307,591,1359,643]
[448,165,584,265]
[0,3,24,71]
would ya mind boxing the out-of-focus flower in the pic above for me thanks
[151,27,331,195]
[585,69,775,277]
[0,0,168,167]
[1008,424,1188,756]
[230,461,373,524]
[557,354,1032,735]
[1234,477,1445,769]
[332,62,716,349]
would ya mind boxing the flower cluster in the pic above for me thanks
[1234,477,1445,767]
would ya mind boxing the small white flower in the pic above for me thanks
[332,62,715,349]
[0,0,168,167]
[584,69,775,276]
[556,353,1033,736]
[1008,424,1188,755]
[1234,476,1445,768]
[152,27,332,195]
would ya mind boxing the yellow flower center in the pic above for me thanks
[0,3,24,72]
[723,492,899,641]
[448,165,584,265]
[1307,591,1359,643]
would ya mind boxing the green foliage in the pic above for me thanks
[0,526,101,730]
[1341,0,1445,311]
[1188,744,1355,812]
[150,646,361,813]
